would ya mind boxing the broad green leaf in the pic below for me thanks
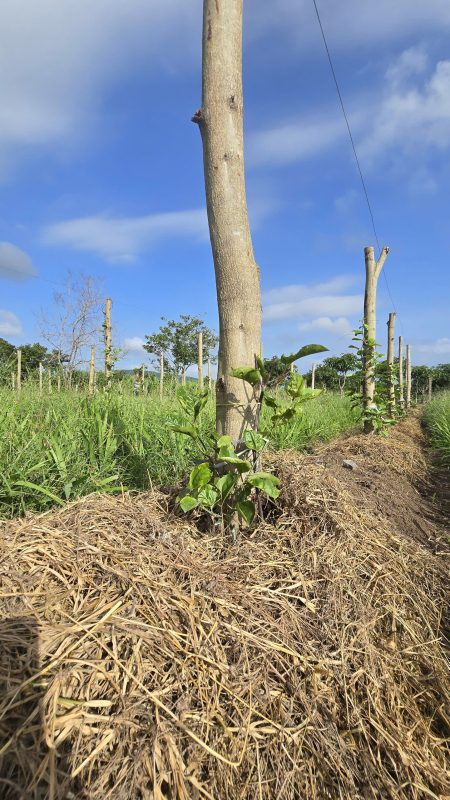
[179,495,199,513]
[229,367,262,386]
[198,484,219,509]
[193,391,209,420]
[215,472,238,499]
[245,472,281,499]
[168,424,199,439]
[243,429,266,452]
[286,373,304,399]
[220,456,252,473]
[263,394,278,409]
[189,462,212,490]
[282,344,328,364]
[217,435,235,457]
[237,499,256,525]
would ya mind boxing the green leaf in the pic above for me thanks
[220,456,252,473]
[229,367,262,386]
[286,373,304,399]
[215,472,238,499]
[193,391,209,420]
[197,485,219,509]
[217,435,235,457]
[282,344,328,364]
[263,394,278,409]
[189,462,212,490]
[243,429,266,452]
[12,480,65,506]
[245,472,281,499]
[179,495,199,513]
[168,424,199,439]
[237,499,256,525]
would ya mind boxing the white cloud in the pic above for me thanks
[41,208,208,262]
[0,310,22,337]
[298,316,353,337]
[252,0,450,52]
[416,338,450,355]
[263,275,361,322]
[248,51,450,179]
[123,336,146,354]
[0,0,201,177]
[0,242,37,281]
[248,115,346,168]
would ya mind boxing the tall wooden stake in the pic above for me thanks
[11,372,15,391]
[17,349,21,394]
[159,351,164,401]
[311,363,316,390]
[363,245,389,432]
[398,335,404,411]
[141,364,145,394]
[182,368,186,386]
[89,346,96,396]
[208,356,212,391]
[198,331,204,390]
[387,312,396,418]
[428,373,433,400]
[406,344,412,410]
[39,362,43,395]
[104,297,113,389]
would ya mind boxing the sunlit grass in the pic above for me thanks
[423,391,450,465]
[0,385,360,517]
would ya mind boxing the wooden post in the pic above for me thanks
[387,312,396,418]
[104,297,113,389]
[39,362,43,395]
[198,330,204,390]
[398,335,404,411]
[141,364,145,394]
[159,351,164,401]
[428,373,433,400]
[363,245,389,432]
[17,349,21,394]
[311,363,316,390]
[207,356,212,391]
[89,346,96,396]
[406,344,412,410]
[182,368,186,386]
[11,372,15,391]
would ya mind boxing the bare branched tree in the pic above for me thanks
[38,272,102,387]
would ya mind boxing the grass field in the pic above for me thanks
[0,385,360,517]
[423,391,450,465]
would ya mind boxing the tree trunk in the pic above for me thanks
[363,245,389,432]
[428,374,432,400]
[406,344,412,410]
[398,335,404,411]
[387,312,396,418]
[193,0,261,441]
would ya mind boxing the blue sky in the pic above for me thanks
[1,0,449,373]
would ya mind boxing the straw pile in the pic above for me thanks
[0,416,449,799]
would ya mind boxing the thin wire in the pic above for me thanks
[311,0,404,335]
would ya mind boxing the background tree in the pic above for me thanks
[144,316,218,377]
[38,272,101,387]
[323,354,358,395]
[19,343,49,378]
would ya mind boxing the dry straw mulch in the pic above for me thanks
[0,416,449,799]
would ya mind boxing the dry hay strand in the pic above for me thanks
[0,418,449,799]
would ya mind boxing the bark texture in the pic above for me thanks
[194,0,261,440]
[89,347,96,396]
[104,298,113,389]
[363,246,389,432]
[406,344,412,410]
[198,330,204,390]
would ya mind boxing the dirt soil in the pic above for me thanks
[0,413,449,800]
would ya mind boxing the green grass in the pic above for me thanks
[423,391,450,465]
[0,386,360,518]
